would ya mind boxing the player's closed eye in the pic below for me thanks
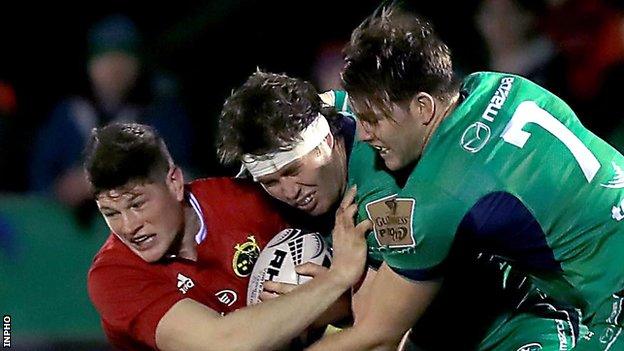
[130,201,145,210]
[283,166,301,177]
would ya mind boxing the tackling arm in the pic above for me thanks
[351,267,378,323]
[156,186,371,351]
[306,263,441,351]
[156,269,351,351]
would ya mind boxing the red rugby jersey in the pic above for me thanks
[88,178,288,350]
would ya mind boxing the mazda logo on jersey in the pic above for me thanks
[461,122,491,153]
[233,235,260,277]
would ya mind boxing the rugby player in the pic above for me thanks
[312,5,621,350]
[217,71,582,350]
[85,122,370,350]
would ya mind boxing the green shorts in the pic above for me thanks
[478,297,585,351]
[574,292,624,351]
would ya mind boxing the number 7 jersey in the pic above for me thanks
[365,71,624,317]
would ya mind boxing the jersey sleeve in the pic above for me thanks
[88,258,204,349]
[375,184,461,281]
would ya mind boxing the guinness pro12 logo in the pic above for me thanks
[365,195,416,248]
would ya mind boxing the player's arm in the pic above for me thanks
[258,260,379,331]
[306,263,441,351]
[351,266,377,323]
[156,272,349,351]
[156,186,371,351]
[261,263,353,328]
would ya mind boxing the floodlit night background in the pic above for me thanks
[0,0,622,348]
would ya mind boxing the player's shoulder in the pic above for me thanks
[89,234,147,276]
[463,71,514,93]
[88,234,159,304]
[464,70,527,83]
[464,71,550,96]
[91,234,136,265]
[188,177,283,216]
[189,177,264,198]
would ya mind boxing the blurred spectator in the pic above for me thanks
[30,14,193,216]
[476,0,555,85]
[543,0,624,145]
[477,0,624,151]
[0,80,25,192]
[311,41,345,92]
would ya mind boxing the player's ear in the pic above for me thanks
[315,134,333,165]
[325,131,335,149]
[166,166,185,201]
[409,92,435,125]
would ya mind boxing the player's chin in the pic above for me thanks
[134,240,168,263]
[384,154,410,171]
[384,158,401,171]
[307,200,330,217]
[139,250,164,263]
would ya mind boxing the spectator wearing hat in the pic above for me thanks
[30,14,193,219]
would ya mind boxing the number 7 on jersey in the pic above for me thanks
[501,101,601,182]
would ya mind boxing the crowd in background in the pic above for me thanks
[1,0,624,347]
[1,0,621,198]
[1,0,623,193]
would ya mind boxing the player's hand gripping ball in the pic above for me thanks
[247,228,332,305]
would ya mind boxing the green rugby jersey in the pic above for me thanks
[332,87,590,349]
[321,90,403,267]
[351,71,624,318]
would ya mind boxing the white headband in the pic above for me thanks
[241,114,330,180]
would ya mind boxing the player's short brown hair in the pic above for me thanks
[84,122,173,195]
[342,5,456,121]
[217,71,341,165]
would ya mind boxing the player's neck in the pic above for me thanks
[176,203,201,261]
[424,92,461,147]
[336,137,349,198]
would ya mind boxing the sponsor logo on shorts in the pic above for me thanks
[215,289,238,307]
[365,194,416,248]
[233,235,260,277]
[516,343,542,351]
[556,319,569,350]
[599,325,621,345]
[461,122,491,153]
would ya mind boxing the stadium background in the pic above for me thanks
[0,0,622,349]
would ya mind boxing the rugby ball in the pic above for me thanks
[247,228,332,305]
